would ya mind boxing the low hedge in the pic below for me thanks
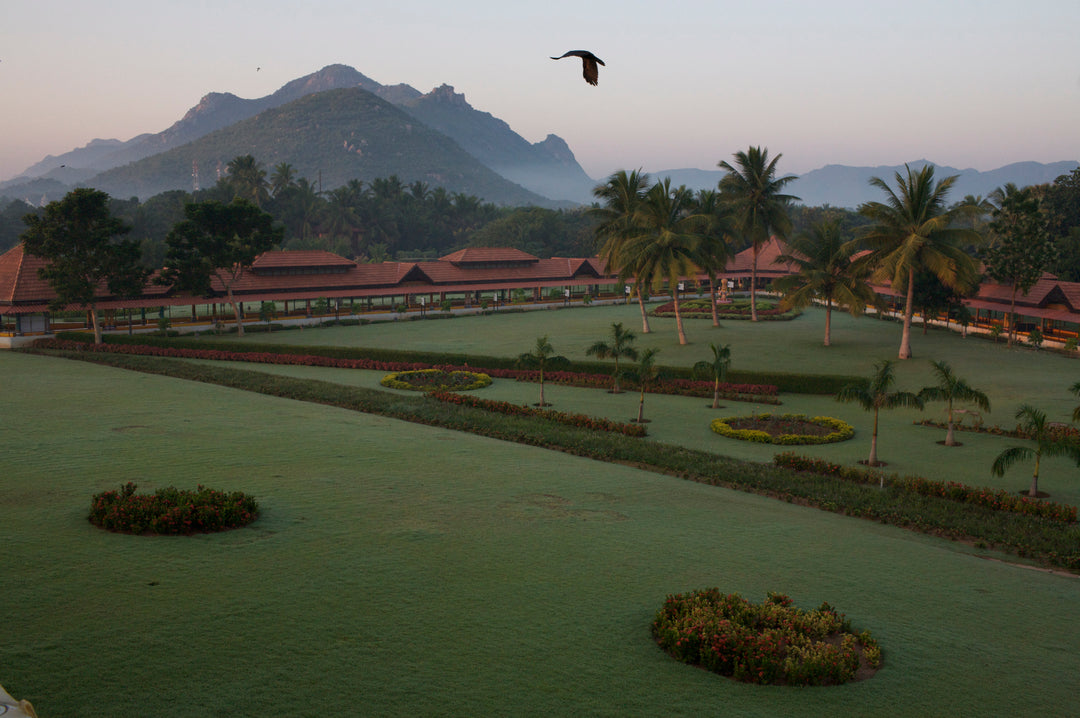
[711,414,854,445]
[430,391,647,437]
[652,589,880,686]
[89,482,259,535]
[27,345,1080,572]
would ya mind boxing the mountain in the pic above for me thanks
[4,64,594,205]
[85,87,552,206]
[399,85,596,203]
[652,160,1080,208]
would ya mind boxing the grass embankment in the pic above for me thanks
[28,346,1080,572]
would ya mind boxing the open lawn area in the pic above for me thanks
[4,305,1080,716]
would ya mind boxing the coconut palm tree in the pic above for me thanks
[226,155,270,208]
[270,162,297,197]
[917,360,991,446]
[772,219,879,346]
[836,360,923,473]
[633,348,660,423]
[618,179,704,345]
[692,189,737,327]
[992,404,1080,497]
[717,146,799,322]
[585,322,638,393]
[517,335,568,407]
[856,164,982,359]
[693,343,732,409]
[591,169,653,332]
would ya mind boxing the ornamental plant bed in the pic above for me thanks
[429,391,646,437]
[652,589,881,686]
[711,414,854,445]
[652,299,801,320]
[89,482,259,535]
[380,368,492,392]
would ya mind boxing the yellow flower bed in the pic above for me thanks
[710,413,854,445]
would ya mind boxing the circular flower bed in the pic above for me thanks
[380,368,492,392]
[711,413,853,445]
[89,482,259,535]
[652,589,882,686]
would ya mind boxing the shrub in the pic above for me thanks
[89,482,259,535]
[430,391,646,437]
[651,589,880,686]
[711,414,854,445]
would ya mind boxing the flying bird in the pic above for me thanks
[550,50,604,86]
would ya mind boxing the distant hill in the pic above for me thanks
[652,160,1080,208]
[85,87,552,206]
[3,64,594,206]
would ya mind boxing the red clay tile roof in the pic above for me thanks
[251,250,357,270]
[439,247,539,264]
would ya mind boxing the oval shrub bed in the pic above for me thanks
[380,368,492,392]
[652,589,881,686]
[711,413,853,445]
[89,482,259,535]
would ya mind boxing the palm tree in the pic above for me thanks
[717,146,799,322]
[856,164,982,359]
[836,360,923,473]
[692,189,736,327]
[591,169,653,332]
[226,155,270,207]
[992,404,1080,497]
[633,348,660,423]
[772,219,879,346]
[618,179,704,345]
[918,360,991,447]
[585,322,638,393]
[517,335,568,407]
[270,162,297,197]
[693,343,732,409]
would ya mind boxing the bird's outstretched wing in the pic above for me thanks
[550,50,605,86]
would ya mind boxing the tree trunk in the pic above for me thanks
[945,420,956,446]
[539,368,546,406]
[612,359,621,394]
[637,387,646,423]
[1029,455,1040,497]
[673,286,687,345]
[709,276,720,327]
[226,288,245,337]
[712,379,721,409]
[898,272,915,359]
[869,408,880,468]
[750,245,760,322]
[1008,284,1018,347]
[90,306,103,345]
[636,285,651,333]
[823,300,833,347]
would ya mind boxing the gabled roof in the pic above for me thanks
[726,237,801,275]
[251,250,357,271]
[439,247,539,265]
[0,244,51,303]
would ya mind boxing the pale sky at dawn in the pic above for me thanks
[2,0,1078,182]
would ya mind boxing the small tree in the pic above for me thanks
[693,343,732,409]
[158,199,283,336]
[259,301,276,331]
[633,348,660,423]
[836,360,923,473]
[918,360,991,446]
[517,335,568,407]
[20,188,150,344]
[991,404,1080,497]
[586,322,638,393]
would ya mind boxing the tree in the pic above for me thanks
[692,189,736,327]
[983,184,1054,346]
[856,164,982,359]
[992,404,1080,498]
[693,342,732,409]
[226,155,270,208]
[717,146,798,322]
[517,335,568,406]
[633,348,660,423]
[917,360,991,447]
[20,188,150,344]
[270,162,297,197]
[591,169,653,333]
[585,322,638,393]
[771,218,878,346]
[618,179,704,345]
[836,360,923,472]
[159,199,283,336]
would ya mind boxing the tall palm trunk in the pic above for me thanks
[636,285,651,333]
[90,306,103,344]
[823,298,833,347]
[709,276,720,327]
[899,272,916,359]
[750,245,760,322]
[1008,284,1018,347]
[673,286,688,345]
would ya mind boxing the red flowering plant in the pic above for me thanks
[429,391,647,437]
[651,589,881,686]
[89,482,259,535]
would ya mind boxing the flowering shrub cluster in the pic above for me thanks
[89,482,259,535]
[429,391,647,437]
[380,368,492,392]
[652,300,800,320]
[32,339,778,402]
[711,414,854,445]
[916,418,1080,442]
[651,589,881,686]
[774,452,1078,524]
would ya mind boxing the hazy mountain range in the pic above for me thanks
[2,64,1076,209]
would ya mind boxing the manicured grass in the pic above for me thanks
[3,349,1080,717]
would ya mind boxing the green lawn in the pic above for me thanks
[4,307,1080,716]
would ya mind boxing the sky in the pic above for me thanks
[2,0,1079,182]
